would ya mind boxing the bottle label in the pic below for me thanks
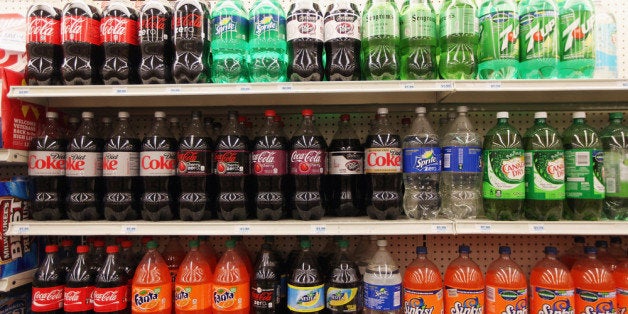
[362,4,399,38]
[66,152,103,177]
[445,287,485,314]
[213,283,250,311]
[251,14,286,39]
[173,11,205,42]
[178,150,210,177]
[174,283,212,311]
[28,151,66,176]
[326,287,359,312]
[329,151,364,175]
[520,11,558,61]
[325,11,360,41]
[140,151,177,176]
[530,286,575,314]
[132,284,172,312]
[64,286,95,312]
[62,15,101,45]
[212,14,248,41]
[287,284,325,312]
[253,150,288,176]
[365,148,402,173]
[93,286,129,312]
[101,16,139,45]
[103,151,139,177]
[287,11,324,41]
[32,285,64,312]
[617,288,627,314]
[401,10,436,41]
[525,150,565,200]
[443,146,482,173]
[604,151,628,197]
[251,285,280,309]
[290,149,326,175]
[364,282,401,311]
[559,11,594,61]
[404,288,444,314]
[486,286,527,314]
[403,147,442,173]
[479,11,519,62]
[483,149,525,199]
[28,16,61,44]
[215,150,250,176]
[575,289,616,314]
[565,149,604,199]
[595,22,617,72]
[139,13,168,43]
[440,7,478,37]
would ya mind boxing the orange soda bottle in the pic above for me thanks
[175,240,213,314]
[595,241,619,272]
[530,247,575,314]
[231,236,253,278]
[163,237,186,285]
[613,260,628,314]
[560,236,586,269]
[212,240,250,314]
[132,241,173,314]
[198,236,218,271]
[485,246,527,314]
[444,245,485,314]
[403,246,444,314]
[571,247,617,314]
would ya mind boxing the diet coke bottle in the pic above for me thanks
[139,0,173,84]
[26,2,62,86]
[93,246,130,314]
[172,0,211,83]
[101,1,140,85]
[32,245,65,314]
[64,245,94,314]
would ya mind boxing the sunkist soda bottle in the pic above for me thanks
[172,0,211,83]
[518,0,559,79]
[32,245,65,314]
[287,0,325,81]
[444,245,484,314]
[100,0,140,85]
[248,0,287,82]
[399,0,437,80]
[559,0,595,78]
[175,240,213,314]
[600,112,628,220]
[211,0,249,83]
[132,241,172,314]
[403,246,444,314]
[324,0,361,81]
[361,0,400,80]
[477,0,519,79]
[26,2,62,85]
[571,247,617,314]
[485,246,527,314]
[213,240,250,314]
[439,0,479,79]
[529,247,575,314]
[614,260,628,314]
[560,236,586,269]
[138,0,173,84]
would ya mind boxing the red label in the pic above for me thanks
[32,285,64,312]
[253,150,287,176]
[62,15,101,45]
[101,16,138,45]
[214,150,250,176]
[290,149,326,175]
[173,14,202,28]
[177,150,210,176]
[93,286,129,312]
[64,286,94,312]
[142,15,166,30]
[28,17,61,44]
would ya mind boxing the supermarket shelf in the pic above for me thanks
[0,149,27,164]
[0,269,36,292]
[454,219,628,235]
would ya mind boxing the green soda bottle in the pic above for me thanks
[361,0,400,80]
[477,0,519,79]
[600,113,628,220]
[211,0,250,83]
[438,0,479,79]
[518,0,559,79]
[558,0,595,78]
[399,0,437,79]
[523,112,565,221]
[563,112,604,220]
[483,112,524,220]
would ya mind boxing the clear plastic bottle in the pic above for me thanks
[593,0,617,78]
[600,112,627,220]
[355,235,378,275]
[518,0,559,79]
[477,0,519,79]
[363,239,401,314]
[558,0,595,78]
[438,0,479,79]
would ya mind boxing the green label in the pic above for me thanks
[401,9,436,42]
[439,7,478,38]
[519,11,558,61]
[479,11,519,62]
[483,149,525,199]
[603,150,628,197]
[559,10,594,61]
[363,4,399,38]
[565,149,604,199]
[525,150,565,200]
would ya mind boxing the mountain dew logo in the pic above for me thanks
[255,15,278,36]
[562,15,594,52]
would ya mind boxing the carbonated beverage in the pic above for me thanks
[559,0,595,78]
[198,236,219,271]
[478,0,519,79]
[444,245,484,314]
[327,239,362,314]
[594,240,619,272]
[361,0,400,80]
[288,239,324,313]
[132,241,172,314]
[101,1,140,85]
[248,0,287,82]
[529,247,575,314]
[59,239,75,275]
[485,246,527,314]
[614,260,628,314]
[609,237,626,259]
[94,245,130,314]
[363,239,401,314]
[355,236,378,275]
[438,0,479,79]
[232,236,255,280]
[175,240,213,314]
[120,240,136,279]
[211,0,249,83]
[593,0,616,78]
[399,0,437,79]
[163,237,186,295]
[402,246,443,314]
[213,240,250,314]
[324,0,361,81]
[572,247,617,314]
[170,117,182,141]
[287,0,325,81]
[518,0,559,79]
[26,2,62,86]
[139,0,173,84]
[60,1,103,85]
[89,240,107,275]
[560,236,586,269]
[251,243,282,313]
[172,0,211,83]
[100,116,113,139]
[600,112,627,220]
[32,245,65,314]
[64,245,94,314]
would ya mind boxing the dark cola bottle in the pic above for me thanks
[287,0,325,81]
[103,111,141,221]
[140,111,179,221]
[66,111,104,221]
[253,110,289,220]
[101,1,140,85]
[328,114,365,217]
[364,108,403,220]
[26,2,62,86]
[172,0,211,83]
[59,239,76,275]
[60,0,103,85]
[252,243,282,314]
[324,0,361,81]
[290,109,327,220]
[215,111,253,221]
[93,246,130,314]
[28,111,67,220]
[139,0,173,84]
[32,245,65,314]
[178,111,213,221]
[63,245,95,314]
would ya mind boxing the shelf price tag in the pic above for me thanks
[239,85,252,92]
[13,87,29,95]
[528,224,545,233]
[401,82,415,90]
[431,224,450,233]
[121,225,137,234]
[436,81,453,90]
[278,84,293,91]
[618,81,628,88]
[113,87,128,94]
[236,225,251,234]
[15,225,30,234]
[168,87,182,93]
[476,224,492,233]
[487,81,502,89]
[311,225,326,234]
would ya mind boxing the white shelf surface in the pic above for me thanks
[454,219,628,235]
[0,149,28,164]
[0,269,36,292]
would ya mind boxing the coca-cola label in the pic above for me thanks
[252,150,287,176]
[66,152,103,177]
[28,17,61,44]
[28,151,66,176]
[251,286,278,309]
[214,150,250,176]
[62,15,102,45]
[329,151,364,175]
[177,150,209,177]
[365,148,402,173]
[64,286,94,312]
[101,16,138,45]
[290,149,326,175]
[103,152,139,177]
[32,285,64,312]
[139,14,168,42]
[324,12,360,41]
[173,13,203,41]
[140,151,177,176]
[93,286,128,312]
[287,11,324,41]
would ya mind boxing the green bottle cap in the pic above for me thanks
[300,240,311,249]
[146,241,158,249]
[188,240,199,248]
[338,240,349,248]
[610,112,624,120]
[226,240,236,248]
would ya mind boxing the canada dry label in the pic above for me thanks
[64,286,95,312]
[62,15,101,45]
[565,149,604,199]
[132,284,172,312]
[525,150,565,200]
[326,287,359,312]
[603,151,628,197]
[174,283,212,311]
[28,17,61,44]
[329,151,364,175]
[212,14,248,40]
[103,151,139,177]
[362,4,399,38]
[213,283,250,311]
[404,288,444,314]
[215,150,250,176]
[28,151,66,176]
[32,285,64,312]
[445,287,484,314]
[364,282,401,311]
[251,14,286,39]
[575,289,616,314]
[440,7,479,37]
[252,285,280,309]
[93,285,129,312]
[325,11,360,41]
[365,147,402,173]
[486,286,527,314]
[101,16,139,45]
[177,150,210,176]
[401,10,436,41]
[442,146,482,173]
[290,149,326,175]
[559,11,594,61]
[288,284,325,312]
[403,147,441,173]
[530,286,575,314]
[479,11,519,62]
[483,149,525,199]
[287,11,324,41]
[66,152,103,177]
[519,10,558,61]
[253,149,287,176]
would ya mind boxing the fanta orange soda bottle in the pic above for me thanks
[132,241,173,314]
[530,247,575,314]
[572,247,617,314]
[175,240,213,314]
[614,260,628,314]
[403,246,444,314]
[444,245,484,314]
[212,240,250,314]
[485,246,527,314]
[199,236,218,271]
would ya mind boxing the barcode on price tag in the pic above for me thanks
[121,225,137,234]
[401,82,415,90]
[487,81,502,89]
[236,225,251,234]
[113,87,128,94]
[168,87,182,93]
[311,225,326,234]
[278,84,293,91]
[239,85,251,92]
[436,81,453,89]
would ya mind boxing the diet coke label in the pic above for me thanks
[93,286,128,312]
[66,152,103,177]
[62,15,101,45]
[32,286,64,312]
[64,286,94,312]
[28,151,66,176]
[140,151,177,176]
[290,149,326,175]
[253,150,287,176]
[101,16,138,45]
[329,151,364,175]
[28,17,61,44]
[103,152,139,177]
[365,148,402,173]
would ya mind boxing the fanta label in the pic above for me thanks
[404,288,444,314]
[530,286,575,314]
[617,288,627,314]
[445,287,484,314]
[486,286,527,314]
[288,284,325,312]
[575,289,616,314]
[132,285,172,312]
[175,283,212,311]
[212,283,250,311]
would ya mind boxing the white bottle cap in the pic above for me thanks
[118,111,130,119]
[457,106,468,113]
[82,111,94,119]
[155,111,166,118]
[46,111,58,119]
[573,112,586,119]
[534,112,547,119]
[496,112,509,119]
[415,107,426,114]
[377,108,388,115]
[377,239,387,247]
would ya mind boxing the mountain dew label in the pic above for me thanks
[483,149,525,199]
[520,11,558,61]
[559,11,594,61]
[479,11,519,62]
[288,284,325,312]
[525,150,565,200]
[565,149,604,199]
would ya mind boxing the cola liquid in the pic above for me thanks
[139,0,173,84]
[60,1,103,85]
[101,2,140,85]
[252,243,282,314]
[32,245,65,314]
[287,0,325,81]
[64,245,94,314]
[26,3,62,86]
[93,246,130,314]
[172,0,211,83]
[324,0,361,81]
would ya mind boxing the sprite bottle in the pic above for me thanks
[361,0,400,80]
[558,0,595,78]
[211,0,249,83]
[483,112,524,220]
[518,0,559,79]
[477,0,519,79]
[523,112,565,221]
[248,0,288,82]
[600,112,628,220]
[399,0,437,79]
[438,0,479,79]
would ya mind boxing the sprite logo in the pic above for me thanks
[255,15,277,36]
[414,150,438,169]
[562,16,594,52]
[215,17,236,36]
[525,18,556,53]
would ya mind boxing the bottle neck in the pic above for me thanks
[546,253,557,260]
[459,252,469,259]
[184,117,206,137]
[587,252,597,259]
[610,118,623,125]
[535,118,547,125]
[497,118,509,125]
[573,118,585,124]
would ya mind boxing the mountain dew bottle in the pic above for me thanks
[518,0,559,79]
[211,0,249,83]
[600,112,628,220]
[558,0,595,78]
[483,112,524,220]
[477,0,519,79]
[438,0,479,79]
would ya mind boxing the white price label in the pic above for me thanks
[437,81,453,89]
[14,87,29,95]
[16,225,30,234]
[239,85,252,92]
[528,224,545,233]
[121,225,137,234]
[114,87,128,94]
[476,224,492,233]
[278,84,293,91]
[168,87,182,93]
[236,225,251,234]
[311,225,327,234]
[431,224,450,233]
[401,82,415,90]
[618,81,628,88]
[487,81,502,89]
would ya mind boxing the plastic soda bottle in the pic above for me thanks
[399,0,437,79]
[286,0,325,81]
[172,0,211,84]
[326,239,362,314]
[572,247,617,314]
[64,245,94,314]
[560,236,586,269]
[483,112,525,220]
[32,245,65,314]
[438,0,479,79]
[529,247,575,314]
[94,245,131,313]
[248,0,287,82]
[175,240,213,314]
[363,239,402,314]
[595,241,620,272]
[132,241,172,314]
[361,0,400,80]
[518,0,559,79]
[600,112,628,220]
[212,240,250,314]
[355,236,378,276]
[477,0,519,79]
[559,0,595,78]
[324,0,362,81]
[287,239,325,313]
[444,245,484,314]
[211,0,249,83]
[163,237,186,290]
[251,242,282,313]
[523,112,565,221]
[614,260,628,314]
[609,237,626,259]
[485,246,527,314]
[593,0,616,78]
[403,246,444,314]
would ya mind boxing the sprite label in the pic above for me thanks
[363,4,399,38]
[479,11,519,62]
[603,150,628,197]
[559,10,594,61]
[212,14,248,41]
[519,10,558,61]
[565,149,605,199]
[251,14,286,39]
[525,150,565,200]
[483,149,525,199]
[401,10,436,42]
[440,7,478,38]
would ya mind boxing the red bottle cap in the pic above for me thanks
[121,241,133,249]
[237,116,247,123]
[94,240,105,247]
[61,239,73,247]
[302,109,313,116]
[106,245,119,254]
[76,245,90,254]
[45,245,59,253]
[340,114,350,121]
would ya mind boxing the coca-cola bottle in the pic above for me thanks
[252,110,289,220]
[103,111,141,221]
[89,240,107,275]
[289,109,327,220]
[139,0,173,84]
[26,2,62,86]
[251,243,282,313]
[60,0,103,85]
[32,245,65,314]
[140,111,179,221]
[28,111,67,220]
[328,114,365,216]
[101,1,140,85]
[93,246,130,314]
[178,111,213,221]
[64,245,94,314]
[215,111,253,221]
[172,0,212,83]
[119,240,136,279]
[59,239,76,275]
[66,111,103,221]
[364,107,403,220]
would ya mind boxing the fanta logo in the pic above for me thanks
[406,298,434,314]
[175,290,189,301]
[525,18,556,52]
[256,16,277,35]
[501,157,524,180]
[414,150,438,169]
[547,158,564,180]
[562,16,594,52]
[214,288,236,308]
[451,299,483,314]
[134,289,160,308]
[539,303,575,314]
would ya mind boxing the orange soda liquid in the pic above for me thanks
[444,245,485,314]
[614,260,628,314]
[132,241,173,314]
[530,247,575,314]
[572,247,617,314]
[212,240,250,314]
[175,241,213,314]
[403,246,444,314]
[485,246,527,314]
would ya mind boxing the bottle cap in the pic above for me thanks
[595,240,608,248]
[155,111,166,118]
[534,112,547,119]
[573,112,586,119]
[106,245,119,254]
[300,239,312,249]
[146,241,158,249]
[170,117,179,123]
[61,239,73,247]
[191,111,202,119]
[499,246,511,254]
[226,240,236,249]
[118,111,130,119]
[68,116,79,123]
[265,109,276,117]
[141,236,153,245]
[188,240,199,248]
[46,111,59,119]
[610,236,622,244]
[415,107,426,114]
[101,117,112,123]
[82,111,94,119]
[544,246,558,255]
[416,246,427,254]
[121,240,133,249]
[377,108,388,115]
[609,112,624,120]
[94,240,105,247]
[496,112,509,119]
[338,240,349,248]
[377,239,387,247]
[457,106,468,113]
[76,245,89,254]
[45,244,59,253]
[302,109,314,116]
[340,114,350,121]
[575,236,585,243]
[459,245,470,253]
[584,246,597,254]
[237,115,247,123]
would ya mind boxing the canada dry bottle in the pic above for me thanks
[600,112,628,220]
